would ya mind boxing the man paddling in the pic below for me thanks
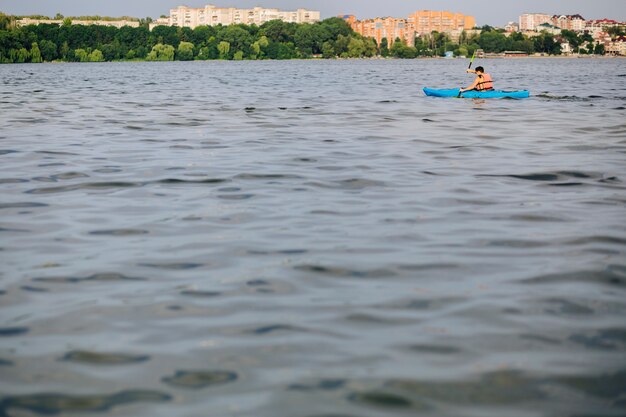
[459,66,494,93]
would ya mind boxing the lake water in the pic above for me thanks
[1,58,625,417]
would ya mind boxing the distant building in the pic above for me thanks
[536,22,562,35]
[585,19,626,36]
[16,18,139,28]
[407,10,475,34]
[552,14,585,31]
[503,51,529,57]
[560,41,572,55]
[519,13,552,31]
[151,5,320,30]
[605,35,626,56]
[347,16,414,47]
[342,10,475,47]
[505,22,519,32]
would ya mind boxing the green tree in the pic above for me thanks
[265,41,295,59]
[100,43,122,61]
[139,17,153,29]
[533,33,560,55]
[346,37,365,58]
[74,48,88,62]
[580,32,593,44]
[194,36,217,59]
[233,50,244,60]
[60,41,71,60]
[8,49,18,63]
[250,41,261,59]
[135,46,148,59]
[220,26,253,57]
[258,35,269,48]
[380,38,389,57]
[294,23,330,56]
[259,20,296,43]
[146,43,175,61]
[39,39,57,61]
[54,13,64,20]
[560,29,580,51]
[319,17,352,39]
[363,37,377,57]
[0,12,15,30]
[176,41,194,60]
[62,17,72,27]
[116,26,149,51]
[607,26,626,37]
[390,39,417,58]
[414,36,433,56]
[89,49,104,62]
[594,43,605,55]
[321,41,335,58]
[150,25,179,48]
[478,30,506,53]
[191,25,216,46]
[217,41,230,59]
[255,35,269,58]
[197,46,210,60]
[16,47,30,63]
[30,42,42,63]
[333,34,350,56]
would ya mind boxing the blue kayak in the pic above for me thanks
[423,88,530,99]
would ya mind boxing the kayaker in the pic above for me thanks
[459,66,494,93]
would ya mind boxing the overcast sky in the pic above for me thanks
[2,1,625,26]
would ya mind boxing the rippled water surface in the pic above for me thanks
[1,59,626,417]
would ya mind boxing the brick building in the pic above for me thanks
[343,10,476,47]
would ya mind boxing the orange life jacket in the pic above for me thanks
[476,73,494,91]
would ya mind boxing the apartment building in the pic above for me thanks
[552,14,585,31]
[605,36,626,56]
[346,16,414,47]
[343,10,475,47]
[504,22,519,33]
[17,18,139,28]
[519,13,552,31]
[585,18,625,36]
[407,11,475,35]
[151,5,320,30]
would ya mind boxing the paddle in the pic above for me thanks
[458,50,477,98]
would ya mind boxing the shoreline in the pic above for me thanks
[2,55,624,65]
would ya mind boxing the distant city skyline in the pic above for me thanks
[1,0,625,26]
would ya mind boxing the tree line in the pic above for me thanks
[0,15,380,63]
[0,12,608,63]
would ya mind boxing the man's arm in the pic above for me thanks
[460,76,480,92]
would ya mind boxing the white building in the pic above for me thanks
[585,19,625,37]
[150,5,320,30]
[536,22,561,35]
[505,21,519,32]
[519,13,552,31]
[17,18,139,28]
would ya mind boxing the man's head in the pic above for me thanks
[475,66,484,74]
